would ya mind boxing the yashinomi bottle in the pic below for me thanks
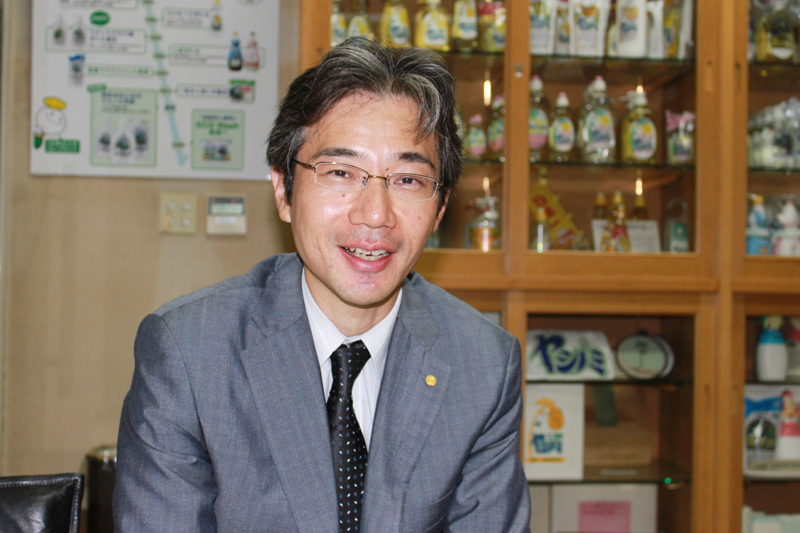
[243,32,261,70]
[415,0,450,51]
[347,0,374,39]
[531,206,552,252]
[331,0,347,47]
[554,0,570,55]
[478,0,506,52]
[548,92,576,162]
[380,0,411,48]
[530,0,555,55]
[465,113,488,159]
[757,315,789,381]
[592,191,607,219]
[487,95,506,160]
[580,76,616,163]
[529,75,550,162]
[228,32,243,71]
[764,0,796,62]
[602,193,631,252]
[451,0,479,52]
[620,89,657,164]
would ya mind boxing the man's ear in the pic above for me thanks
[271,167,292,223]
[433,191,450,232]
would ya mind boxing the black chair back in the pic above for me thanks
[0,473,84,533]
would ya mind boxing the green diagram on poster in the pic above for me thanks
[191,109,244,171]
[90,88,158,167]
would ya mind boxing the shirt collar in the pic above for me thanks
[301,268,401,375]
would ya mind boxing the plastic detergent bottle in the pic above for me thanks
[487,95,506,160]
[620,88,657,164]
[531,206,552,253]
[331,0,347,46]
[465,113,488,160]
[243,32,261,70]
[347,0,374,39]
[529,75,550,162]
[580,76,616,163]
[478,0,506,52]
[451,0,479,52]
[228,32,243,71]
[468,177,501,251]
[765,0,796,62]
[380,0,411,48]
[757,316,788,382]
[616,0,647,57]
[548,92,576,162]
[210,0,222,32]
[416,0,450,51]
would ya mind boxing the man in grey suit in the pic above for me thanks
[114,38,530,532]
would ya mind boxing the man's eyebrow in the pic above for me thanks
[310,147,362,161]
[397,151,436,172]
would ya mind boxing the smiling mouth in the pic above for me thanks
[343,247,390,261]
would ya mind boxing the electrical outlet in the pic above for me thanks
[159,193,197,234]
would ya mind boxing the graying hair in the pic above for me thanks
[266,38,462,209]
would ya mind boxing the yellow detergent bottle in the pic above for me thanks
[380,0,411,48]
[415,0,450,51]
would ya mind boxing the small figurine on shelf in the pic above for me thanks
[776,390,800,460]
[756,315,789,382]
[772,196,800,257]
[746,193,771,256]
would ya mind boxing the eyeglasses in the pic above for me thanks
[293,160,440,202]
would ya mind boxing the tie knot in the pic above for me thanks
[329,340,371,398]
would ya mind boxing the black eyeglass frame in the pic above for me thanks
[293,159,441,202]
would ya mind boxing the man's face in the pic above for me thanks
[272,93,446,315]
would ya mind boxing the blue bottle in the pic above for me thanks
[746,194,771,255]
[228,32,242,71]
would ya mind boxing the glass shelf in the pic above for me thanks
[530,56,695,86]
[529,460,691,486]
[750,61,800,91]
[527,379,692,390]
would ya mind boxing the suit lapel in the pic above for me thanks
[240,257,338,533]
[363,280,451,532]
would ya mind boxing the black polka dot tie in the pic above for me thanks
[327,341,371,533]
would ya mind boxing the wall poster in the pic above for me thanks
[30,0,279,180]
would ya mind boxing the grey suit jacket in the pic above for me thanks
[114,253,530,532]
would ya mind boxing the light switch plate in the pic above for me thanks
[159,193,197,234]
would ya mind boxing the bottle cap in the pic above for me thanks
[530,75,544,92]
[555,92,569,107]
[536,206,548,223]
[592,76,607,93]
[491,95,505,109]
[469,113,483,125]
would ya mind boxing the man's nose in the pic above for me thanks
[349,177,397,228]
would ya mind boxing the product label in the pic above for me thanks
[549,116,575,153]
[585,108,614,152]
[618,6,640,45]
[347,16,372,38]
[388,7,410,45]
[466,127,487,158]
[331,14,347,46]
[528,107,548,149]
[573,9,599,55]
[488,117,505,153]
[555,6,570,53]
[453,1,478,39]
[667,130,693,164]
[530,9,552,54]
[422,11,449,47]
[629,117,656,160]
[480,6,506,51]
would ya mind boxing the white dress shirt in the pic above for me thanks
[301,268,401,450]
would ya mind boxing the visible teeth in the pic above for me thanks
[345,247,389,261]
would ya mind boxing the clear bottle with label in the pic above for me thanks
[348,0,375,39]
[602,190,632,252]
[548,92,576,162]
[211,0,222,32]
[380,0,411,48]
[244,32,261,70]
[620,88,657,164]
[487,95,506,161]
[764,0,796,62]
[531,206,552,253]
[592,191,607,219]
[228,32,243,71]
[415,0,450,51]
[465,113,488,160]
[529,75,550,162]
[478,0,506,52]
[554,0,571,55]
[451,0,479,52]
[331,0,347,47]
[580,76,616,163]
[468,177,501,252]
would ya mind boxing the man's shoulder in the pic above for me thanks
[153,253,301,319]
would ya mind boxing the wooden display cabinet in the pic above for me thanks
[300,1,726,530]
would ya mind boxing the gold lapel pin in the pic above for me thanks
[425,375,437,387]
